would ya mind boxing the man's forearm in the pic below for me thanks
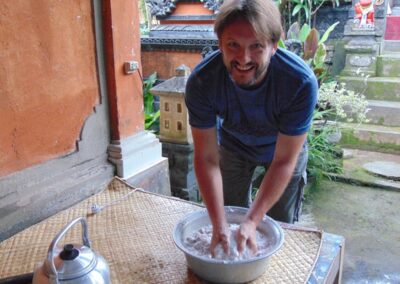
[246,158,298,226]
[194,156,226,228]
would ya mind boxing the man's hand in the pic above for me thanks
[237,219,258,255]
[210,224,231,257]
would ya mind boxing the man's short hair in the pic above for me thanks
[214,0,283,44]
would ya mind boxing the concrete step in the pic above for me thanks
[376,54,400,77]
[390,7,400,16]
[381,40,400,53]
[339,76,400,101]
[339,122,400,154]
[365,100,400,127]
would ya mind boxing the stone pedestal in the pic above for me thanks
[107,131,171,196]
[340,32,380,76]
[162,142,199,202]
[340,0,387,76]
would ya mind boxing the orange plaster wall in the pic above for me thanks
[104,0,144,140]
[0,1,99,177]
[141,50,203,80]
[173,3,213,15]
[159,3,214,25]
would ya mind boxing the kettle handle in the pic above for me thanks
[47,217,91,283]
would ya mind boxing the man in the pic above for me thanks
[185,0,318,255]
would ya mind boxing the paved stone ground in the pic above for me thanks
[297,149,400,283]
[339,149,400,191]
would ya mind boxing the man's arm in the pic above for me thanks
[191,126,230,254]
[237,132,307,253]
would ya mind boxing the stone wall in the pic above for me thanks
[315,5,352,40]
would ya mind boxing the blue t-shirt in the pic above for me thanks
[185,48,318,163]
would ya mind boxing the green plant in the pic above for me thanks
[287,21,339,82]
[277,0,339,28]
[143,72,160,132]
[307,111,344,188]
[318,81,370,124]
[139,0,151,36]
[307,80,370,187]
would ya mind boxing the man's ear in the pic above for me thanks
[272,42,279,55]
[273,42,279,52]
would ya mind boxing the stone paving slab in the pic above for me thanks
[363,161,400,180]
[336,148,400,191]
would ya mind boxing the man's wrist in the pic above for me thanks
[243,216,258,230]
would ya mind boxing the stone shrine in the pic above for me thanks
[340,0,387,77]
[150,65,199,201]
[141,0,221,80]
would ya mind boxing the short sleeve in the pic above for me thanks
[278,74,318,135]
[185,73,217,129]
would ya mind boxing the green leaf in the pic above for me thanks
[142,72,160,131]
[145,110,160,129]
[313,44,327,67]
[287,22,300,40]
[278,39,287,49]
[143,72,157,94]
[292,4,303,16]
[299,24,311,42]
[303,6,310,20]
[319,21,339,44]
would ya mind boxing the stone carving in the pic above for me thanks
[146,0,177,17]
[283,39,302,56]
[354,0,375,29]
[142,37,218,47]
[201,46,215,58]
[349,55,373,67]
[146,0,223,17]
[201,0,223,12]
[141,37,218,52]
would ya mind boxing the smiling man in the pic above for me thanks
[185,0,318,255]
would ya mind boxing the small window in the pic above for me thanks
[177,103,182,113]
[165,119,170,129]
[165,102,169,111]
[177,121,182,131]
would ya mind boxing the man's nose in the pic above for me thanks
[236,48,251,64]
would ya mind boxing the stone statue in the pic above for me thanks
[354,0,375,29]
[201,0,224,13]
[146,0,177,17]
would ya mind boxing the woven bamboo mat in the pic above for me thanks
[0,177,322,284]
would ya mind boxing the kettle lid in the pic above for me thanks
[46,243,97,280]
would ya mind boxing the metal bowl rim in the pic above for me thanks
[173,206,284,264]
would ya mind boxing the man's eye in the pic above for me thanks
[251,43,263,49]
[227,42,238,49]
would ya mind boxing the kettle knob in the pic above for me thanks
[60,244,79,260]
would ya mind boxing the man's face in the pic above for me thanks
[219,19,278,88]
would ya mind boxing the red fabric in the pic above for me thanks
[385,16,400,40]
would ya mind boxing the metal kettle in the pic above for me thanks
[32,217,110,284]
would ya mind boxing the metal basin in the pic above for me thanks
[173,206,284,283]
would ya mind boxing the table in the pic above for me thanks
[309,233,345,284]
[0,178,344,284]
